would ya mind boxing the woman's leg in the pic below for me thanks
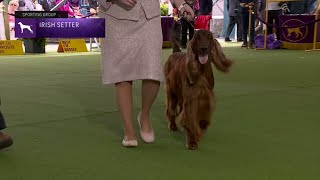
[140,80,160,133]
[115,81,135,140]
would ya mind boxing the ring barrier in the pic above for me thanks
[258,0,320,50]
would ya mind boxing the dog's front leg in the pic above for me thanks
[181,99,201,150]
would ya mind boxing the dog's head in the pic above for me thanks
[186,29,233,84]
[187,29,232,71]
[187,29,213,66]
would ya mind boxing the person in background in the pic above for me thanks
[194,0,199,15]
[309,0,316,13]
[7,0,19,31]
[266,2,282,39]
[39,0,56,11]
[199,0,212,15]
[18,0,35,11]
[0,99,13,150]
[239,0,257,48]
[254,0,264,35]
[88,0,98,15]
[56,0,75,17]
[180,0,196,48]
[225,0,243,42]
[287,0,311,14]
[69,0,80,9]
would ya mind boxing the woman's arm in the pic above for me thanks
[170,0,195,20]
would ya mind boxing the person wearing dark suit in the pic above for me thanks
[287,0,312,14]
[225,0,243,42]
[199,0,212,15]
[239,0,257,48]
[0,99,13,150]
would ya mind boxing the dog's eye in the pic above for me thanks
[208,34,213,39]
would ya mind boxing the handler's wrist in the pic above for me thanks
[178,2,187,12]
[172,0,186,9]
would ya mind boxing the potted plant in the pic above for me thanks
[160,3,169,16]
[21,38,47,53]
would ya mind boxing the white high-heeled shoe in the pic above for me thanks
[122,138,138,147]
[137,112,155,143]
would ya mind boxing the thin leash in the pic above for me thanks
[179,13,197,29]
[181,16,196,29]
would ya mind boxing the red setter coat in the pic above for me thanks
[164,29,232,150]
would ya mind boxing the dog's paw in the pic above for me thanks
[186,135,198,150]
[186,142,198,150]
[168,123,178,131]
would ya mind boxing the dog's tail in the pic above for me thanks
[164,53,174,79]
[211,39,233,73]
[170,20,181,54]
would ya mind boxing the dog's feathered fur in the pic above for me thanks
[165,28,232,149]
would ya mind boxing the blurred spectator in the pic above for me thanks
[194,0,199,15]
[199,0,212,15]
[88,0,98,15]
[180,0,196,48]
[39,0,56,11]
[34,0,44,10]
[310,0,316,12]
[239,0,256,48]
[8,0,19,27]
[255,0,265,35]
[56,0,75,17]
[225,0,243,42]
[287,0,312,14]
[0,0,6,40]
[68,0,80,9]
[18,0,35,11]
[266,2,282,39]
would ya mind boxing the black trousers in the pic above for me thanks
[0,111,6,130]
[267,10,282,39]
[181,18,195,47]
[225,15,243,40]
[240,12,255,45]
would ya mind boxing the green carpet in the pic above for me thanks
[0,44,319,180]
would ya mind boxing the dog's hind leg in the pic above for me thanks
[165,86,179,131]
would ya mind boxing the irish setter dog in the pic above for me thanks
[164,29,232,150]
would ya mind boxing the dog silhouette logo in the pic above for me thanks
[285,26,303,38]
[17,22,34,34]
[282,19,308,43]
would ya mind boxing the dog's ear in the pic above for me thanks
[170,21,182,54]
[186,38,199,85]
[210,39,233,72]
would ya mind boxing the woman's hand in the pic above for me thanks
[182,4,195,21]
[172,0,195,21]
[115,0,137,11]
